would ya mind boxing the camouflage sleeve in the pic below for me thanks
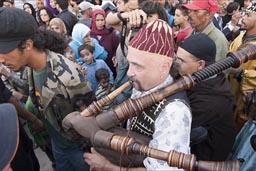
[53,54,93,97]
[61,58,95,110]
[67,78,95,111]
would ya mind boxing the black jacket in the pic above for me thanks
[0,78,11,103]
[188,73,236,161]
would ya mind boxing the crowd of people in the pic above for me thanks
[0,0,256,171]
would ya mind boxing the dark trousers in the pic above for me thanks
[11,122,40,171]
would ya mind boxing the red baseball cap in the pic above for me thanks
[182,0,218,14]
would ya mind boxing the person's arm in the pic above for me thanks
[7,73,29,95]
[222,11,242,40]
[84,148,146,171]
[1,69,29,93]
[0,66,15,92]
[0,65,29,100]
[106,9,147,32]
[106,12,125,32]
[8,96,44,132]
[0,78,42,132]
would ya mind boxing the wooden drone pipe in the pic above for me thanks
[81,81,131,117]
[95,44,256,130]
[93,130,240,171]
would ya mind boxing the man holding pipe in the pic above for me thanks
[63,19,192,171]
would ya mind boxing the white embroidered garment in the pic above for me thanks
[130,76,192,171]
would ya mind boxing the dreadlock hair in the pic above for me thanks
[31,29,68,54]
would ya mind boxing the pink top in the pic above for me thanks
[175,26,193,50]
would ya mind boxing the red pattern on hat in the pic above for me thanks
[129,19,174,58]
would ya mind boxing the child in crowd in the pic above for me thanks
[95,68,114,111]
[78,44,114,92]
[65,45,76,62]
[64,42,88,77]
[173,5,192,51]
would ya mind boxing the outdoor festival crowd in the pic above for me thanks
[0,0,256,171]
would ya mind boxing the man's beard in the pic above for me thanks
[129,77,144,92]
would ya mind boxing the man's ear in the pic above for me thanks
[24,40,33,51]
[160,59,172,77]
[197,60,206,70]
[184,15,189,21]
[207,12,214,20]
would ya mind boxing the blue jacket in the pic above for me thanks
[69,23,108,63]
[82,59,114,92]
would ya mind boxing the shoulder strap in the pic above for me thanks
[28,68,44,116]
[120,20,128,57]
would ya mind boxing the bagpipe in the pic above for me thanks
[64,44,256,171]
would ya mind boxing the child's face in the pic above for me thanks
[83,33,91,44]
[65,46,75,61]
[99,78,110,89]
[80,49,94,64]
[174,9,186,26]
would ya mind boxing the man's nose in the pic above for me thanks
[127,67,133,78]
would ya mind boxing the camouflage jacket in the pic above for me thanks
[28,50,94,142]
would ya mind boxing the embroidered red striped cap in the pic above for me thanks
[129,19,174,59]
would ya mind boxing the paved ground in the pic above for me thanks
[35,147,54,171]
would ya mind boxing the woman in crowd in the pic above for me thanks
[46,0,59,15]
[23,2,38,24]
[49,18,68,38]
[90,9,120,77]
[38,7,55,30]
